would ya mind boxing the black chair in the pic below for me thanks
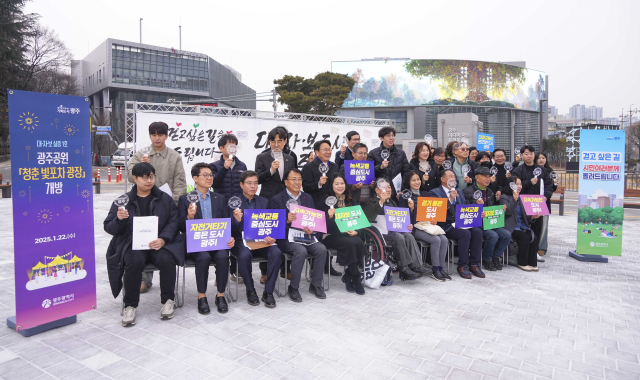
[176,255,231,307]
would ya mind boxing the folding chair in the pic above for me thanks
[304,248,336,291]
[175,254,231,307]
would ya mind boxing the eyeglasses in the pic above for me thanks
[198,174,213,179]
[458,148,469,152]
[351,138,361,142]
[140,175,155,181]
[243,181,258,186]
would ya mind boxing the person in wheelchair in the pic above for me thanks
[399,170,451,282]
[178,163,236,314]
[320,173,366,295]
[362,178,428,280]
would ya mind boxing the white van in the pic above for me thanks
[111,143,134,168]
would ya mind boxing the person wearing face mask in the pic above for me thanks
[409,142,438,192]
[398,171,450,282]
[428,170,484,279]
[463,166,511,272]
[534,152,557,261]
[362,178,428,280]
[446,142,478,191]
[320,174,366,295]
[500,176,541,272]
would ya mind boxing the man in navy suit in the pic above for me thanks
[427,169,485,280]
[270,168,327,303]
[178,163,235,314]
[302,140,338,209]
[334,130,360,168]
[230,170,282,308]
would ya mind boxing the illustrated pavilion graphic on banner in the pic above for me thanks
[8,90,96,331]
[576,129,625,256]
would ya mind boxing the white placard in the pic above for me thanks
[132,216,158,250]
[392,173,402,193]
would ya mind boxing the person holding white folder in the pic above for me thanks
[105,162,182,327]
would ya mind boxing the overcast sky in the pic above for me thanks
[26,0,639,118]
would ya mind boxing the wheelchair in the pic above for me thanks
[358,225,401,286]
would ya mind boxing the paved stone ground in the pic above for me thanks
[0,193,639,380]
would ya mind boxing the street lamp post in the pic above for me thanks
[539,98,548,151]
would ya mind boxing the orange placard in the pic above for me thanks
[416,197,448,222]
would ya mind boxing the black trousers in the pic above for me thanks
[512,229,539,267]
[235,245,281,294]
[445,227,483,267]
[530,217,543,247]
[187,250,229,294]
[123,247,176,308]
[323,234,365,271]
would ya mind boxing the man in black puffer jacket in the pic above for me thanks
[210,134,247,201]
[367,126,411,199]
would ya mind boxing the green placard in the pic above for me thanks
[483,205,505,230]
[334,205,371,232]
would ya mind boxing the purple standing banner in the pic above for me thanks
[244,209,286,239]
[8,90,96,331]
[186,218,232,253]
[455,204,483,228]
[290,204,326,233]
[344,160,375,185]
[384,206,411,232]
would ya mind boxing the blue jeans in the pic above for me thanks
[482,228,511,262]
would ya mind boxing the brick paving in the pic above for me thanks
[0,193,638,379]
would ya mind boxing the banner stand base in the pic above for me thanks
[568,250,609,263]
[6,315,76,337]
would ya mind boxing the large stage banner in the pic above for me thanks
[576,129,625,256]
[8,90,96,330]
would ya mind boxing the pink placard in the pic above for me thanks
[519,194,550,216]
[290,204,327,233]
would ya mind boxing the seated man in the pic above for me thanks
[231,170,282,308]
[428,169,485,279]
[104,162,182,327]
[362,178,428,280]
[462,165,511,272]
[270,168,327,302]
[178,163,235,314]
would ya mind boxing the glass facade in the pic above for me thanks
[374,111,408,133]
[111,44,209,92]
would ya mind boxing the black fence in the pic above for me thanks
[555,171,640,191]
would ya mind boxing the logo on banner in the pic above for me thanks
[42,299,51,308]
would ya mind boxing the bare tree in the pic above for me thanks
[23,25,73,90]
[628,122,640,160]
[29,68,76,95]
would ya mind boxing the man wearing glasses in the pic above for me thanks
[339,142,374,204]
[334,131,360,167]
[302,140,338,208]
[446,141,478,190]
[255,127,296,201]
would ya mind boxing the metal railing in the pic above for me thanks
[554,171,640,191]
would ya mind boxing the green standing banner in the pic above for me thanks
[334,206,371,232]
[483,206,505,230]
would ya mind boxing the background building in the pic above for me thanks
[72,38,255,146]
[332,59,547,160]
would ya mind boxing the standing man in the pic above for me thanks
[105,163,182,327]
[230,171,282,308]
[463,166,511,272]
[270,168,328,303]
[368,127,411,200]
[334,131,360,167]
[211,133,248,283]
[492,148,510,200]
[339,142,374,204]
[511,145,553,243]
[446,141,478,191]
[178,163,235,314]
[255,127,295,201]
[302,140,338,208]
[127,121,187,293]
[428,170,485,279]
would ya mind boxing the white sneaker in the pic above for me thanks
[122,306,137,327]
[537,254,545,262]
[160,299,175,320]
[530,266,539,272]
[517,265,533,272]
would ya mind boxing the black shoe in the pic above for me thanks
[493,257,503,270]
[197,297,210,314]
[430,270,446,282]
[410,264,429,275]
[351,273,365,295]
[261,291,276,308]
[288,286,302,302]
[441,270,452,281]
[483,261,497,271]
[214,296,228,313]
[399,267,420,281]
[342,273,355,293]
[246,290,260,306]
[309,284,326,299]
